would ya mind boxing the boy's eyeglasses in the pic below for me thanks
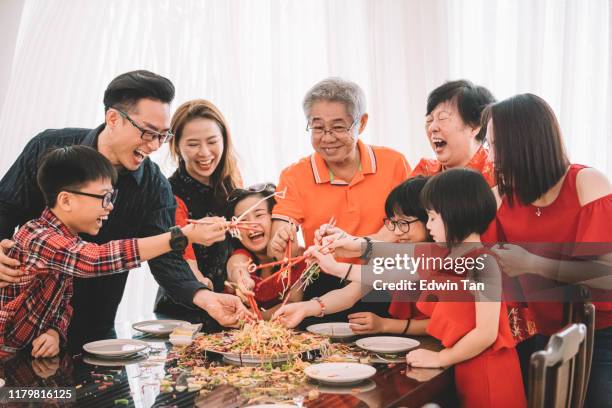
[227,183,276,204]
[383,217,421,233]
[64,189,118,209]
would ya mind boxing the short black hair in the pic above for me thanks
[385,176,429,223]
[421,168,496,247]
[484,93,569,206]
[37,146,117,207]
[226,183,277,219]
[103,70,175,112]
[426,80,496,142]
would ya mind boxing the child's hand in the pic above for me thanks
[187,216,228,246]
[348,312,386,334]
[268,223,298,260]
[31,329,60,358]
[405,348,443,368]
[319,232,364,258]
[304,246,344,277]
[272,303,308,328]
[237,272,255,297]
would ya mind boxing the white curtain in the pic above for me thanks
[1,0,610,322]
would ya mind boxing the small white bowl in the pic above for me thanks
[169,335,193,347]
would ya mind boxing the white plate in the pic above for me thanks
[83,339,149,357]
[307,322,355,339]
[315,378,377,394]
[304,362,376,385]
[132,320,191,335]
[356,336,420,354]
[83,353,148,367]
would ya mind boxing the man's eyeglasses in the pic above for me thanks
[64,189,118,209]
[306,120,358,137]
[227,183,276,204]
[383,217,421,233]
[112,107,174,144]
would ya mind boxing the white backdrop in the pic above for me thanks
[0,0,610,322]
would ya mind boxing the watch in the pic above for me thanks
[169,226,188,252]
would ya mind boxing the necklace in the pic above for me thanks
[535,207,542,217]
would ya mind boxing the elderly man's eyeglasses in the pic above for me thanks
[383,217,421,233]
[64,189,118,209]
[306,120,358,137]
[112,107,173,144]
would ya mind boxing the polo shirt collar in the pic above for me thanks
[83,123,145,186]
[310,139,377,185]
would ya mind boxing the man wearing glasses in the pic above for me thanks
[0,70,247,348]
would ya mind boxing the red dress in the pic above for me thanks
[417,248,526,408]
[485,164,612,334]
[230,248,306,309]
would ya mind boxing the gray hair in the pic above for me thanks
[302,77,367,122]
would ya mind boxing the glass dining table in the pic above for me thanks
[0,320,456,407]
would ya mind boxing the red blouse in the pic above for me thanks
[486,164,612,334]
[410,145,495,187]
[230,248,306,309]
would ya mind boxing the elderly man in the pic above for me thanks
[268,77,411,321]
[0,70,247,347]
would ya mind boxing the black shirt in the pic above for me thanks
[154,164,231,330]
[0,125,207,345]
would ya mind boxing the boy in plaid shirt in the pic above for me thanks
[0,145,232,358]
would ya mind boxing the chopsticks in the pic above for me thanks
[224,281,263,321]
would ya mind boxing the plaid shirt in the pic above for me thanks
[0,208,140,353]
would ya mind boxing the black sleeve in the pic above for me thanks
[141,173,206,309]
[0,134,45,240]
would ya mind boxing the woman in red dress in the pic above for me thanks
[404,169,526,408]
[484,93,612,404]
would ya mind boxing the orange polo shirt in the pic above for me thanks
[272,140,410,246]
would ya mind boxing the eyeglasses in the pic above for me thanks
[383,217,421,233]
[425,111,452,128]
[306,120,358,137]
[227,183,277,203]
[112,107,174,144]
[64,189,118,209]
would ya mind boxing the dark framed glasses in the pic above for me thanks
[64,189,118,209]
[383,217,421,233]
[111,107,173,144]
[227,183,276,203]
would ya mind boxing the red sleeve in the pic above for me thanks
[25,233,141,278]
[174,195,195,260]
[575,194,612,243]
[409,158,439,178]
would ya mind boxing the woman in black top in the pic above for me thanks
[154,99,241,323]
